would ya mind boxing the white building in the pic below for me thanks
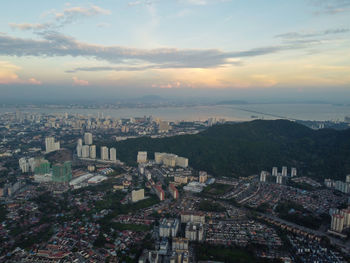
[28,158,36,172]
[346,175,350,183]
[341,209,350,228]
[272,167,278,176]
[331,214,344,233]
[19,158,30,173]
[159,218,179,237]
[176,157,188,168]
[154,152,189,168]
[90,145,96,159]
[185,223,204,241]
[76,144,82,157]
[110,147,117,161]
[172,238,189,251]
[45,137,60,153]
[137,151,147,163]
[291,167,297,177]
[260,171,267,182]
[282,166,288,177]
[276,175,283,184]
[76,139,83,157]
[101,146,109,160]
[335,180,350,194]
[155,152,166,164]
[131,189,144,202]
[82,145,90,158]
[163,154,177,167]
[84,132,93,145]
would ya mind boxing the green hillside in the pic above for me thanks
[111,120,350,180]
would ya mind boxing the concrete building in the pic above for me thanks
[28,158,36,172]
[45,137,60,153]
[34,159,50,175]
[137,151,147,163]
[82,145,90,158]
[84,132,93,145]
[346,175,350,183]
[335,180,349,194]
[331,214,344,233]
[76,144,82,157]
[181,212,205,224]
[90,145,96,159]
[155,152,166,164]
[291,167,297,177]
[276,175,283,184]
[76,138,83,157]
[159,238,169,255]
[341,209,350,228]
[199,171,208,183]
[172,238,189,251]
[183,181,205,193]
[52,161,72,183]
[176,157,188,168]
[19,158,30,173]
[174,175,188,184]
[168,183,179,199]
[34,173,52,183]
[260,171,267,182]
[154,185,165,201]
[131,189,145,202]
[282,166,288,177]
[159,218,179,237]
[272,167,278,176]
[101,146,109,160]
[185,223,204,241]
[110,147,117,161]
[324,179,334,188]
[163,154,177,167]
[158,121,171,133]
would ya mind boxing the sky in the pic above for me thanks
[0,0,350,102]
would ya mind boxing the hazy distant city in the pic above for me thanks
[1,0,350,262]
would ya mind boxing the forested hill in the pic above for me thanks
[113,120,350,180]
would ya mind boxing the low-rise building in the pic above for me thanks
[131,189,145,202]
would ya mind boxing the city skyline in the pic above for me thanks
[0,0,350,102]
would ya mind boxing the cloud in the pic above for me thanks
[72,76,89,86]
[54,5,111,26]
[179,0,231,5]
[310,0,350,14]
[185,0,207,5]
[66,60,242,73]
[128,0,155,6]
[0,31,315,71]
[28,78,42,85]
[9,23,50,31]
[0,61,42,85]
[0,61,21,84]
[152,81,183,89]
[10,4,111,32]
[97,22,111,28]
[275,28,350,39]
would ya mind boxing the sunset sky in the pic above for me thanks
[0,0,350,101]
